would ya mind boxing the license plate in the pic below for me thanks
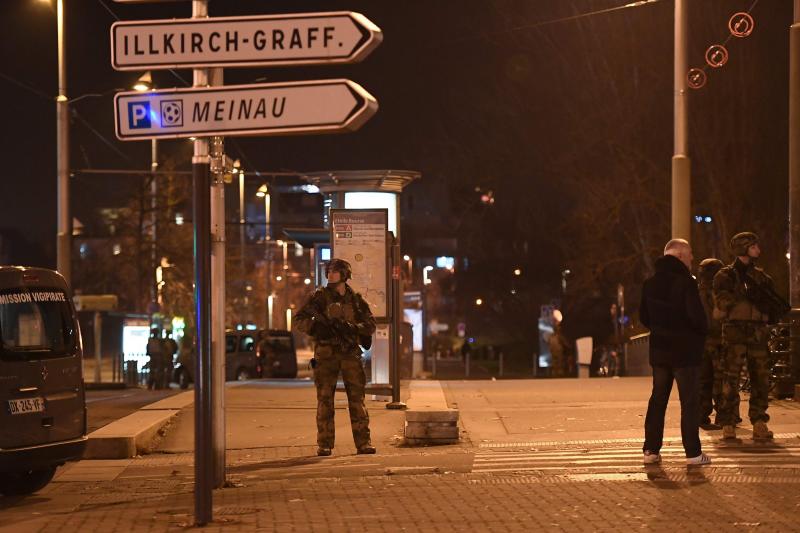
[8,397,45,415]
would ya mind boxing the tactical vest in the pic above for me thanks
[718,266,769,323]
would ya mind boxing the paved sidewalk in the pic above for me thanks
[2,377,800,531]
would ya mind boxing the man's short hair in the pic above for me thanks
[663,238,690,256]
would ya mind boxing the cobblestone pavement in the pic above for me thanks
[3,437,800,532]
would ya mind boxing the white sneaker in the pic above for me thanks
[643,451,661,464]
[686,453,711,466]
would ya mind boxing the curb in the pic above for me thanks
[84,391,194,459]
[84,382,128,391]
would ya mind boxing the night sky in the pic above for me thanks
[0,0,793,292]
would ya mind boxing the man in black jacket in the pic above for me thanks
[640,239,711,466]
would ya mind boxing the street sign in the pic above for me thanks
[114,79,377,141]
[111,12,382,70]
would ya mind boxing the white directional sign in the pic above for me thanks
[113,79,377,141]
[111,12,382,70]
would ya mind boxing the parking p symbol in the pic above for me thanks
[128,101,151,129]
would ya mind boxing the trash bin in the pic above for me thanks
[125,360,139,387]
[575,337,592,378]
[624,333,652,376]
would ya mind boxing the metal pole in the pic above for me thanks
[56,0,71,284]
[789,1,800,390]
[387,240,406,409]
[671,0,691,240]
[93,311,102,383]
[283,241,289,329]
[239,169,246,313]
[265,193,272,328]
[151,139,158,307]
[209,123,226,488]
[192,0,213,525]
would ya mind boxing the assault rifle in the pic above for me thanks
[742,274,791,323]
[309,304,361,348]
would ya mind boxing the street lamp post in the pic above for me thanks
[672,0,691,240]
[54,0,71,285]
[789,0,800,389]
[256,185,272,328]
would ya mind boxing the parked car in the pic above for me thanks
[0,266,87,496]
[257,329,297,379]
[173,329,297,388]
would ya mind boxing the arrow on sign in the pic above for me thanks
[113,79,377,141]
[111,12,382,70]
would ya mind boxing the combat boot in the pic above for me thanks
[357,445,376,454]
[317,447,332,456]
[753,421,774,440]
[722,425,736,440]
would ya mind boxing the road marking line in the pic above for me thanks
[472,464,800,473]
[474,451,800,461]
[478,433,800,448]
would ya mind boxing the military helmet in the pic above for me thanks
[698,258,724,282]
[325,258,352,281]
[730,232,759,256]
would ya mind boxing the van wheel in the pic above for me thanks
[236,368,251,381]
[0,466,56,496]
[178,369,191,390]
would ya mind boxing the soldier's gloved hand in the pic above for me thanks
[344,321,361,336]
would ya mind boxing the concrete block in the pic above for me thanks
[405,422,459,440]
[84,409,178,459]
[405,410,459,423]
[405,421,457,430]
[404,437,459,446]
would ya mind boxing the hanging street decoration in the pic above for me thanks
[729,12,755,38]
[687,68,707,90]
[705,44,729,68]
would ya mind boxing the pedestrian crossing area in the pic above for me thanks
[471,442,800,477]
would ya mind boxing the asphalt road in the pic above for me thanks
[85,387,179,433]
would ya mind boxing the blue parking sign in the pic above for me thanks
[128,101,151,129]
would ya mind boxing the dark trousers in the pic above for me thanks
[643,364,702,458]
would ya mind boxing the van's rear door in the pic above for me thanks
[0,286,85,449]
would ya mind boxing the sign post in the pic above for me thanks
[190,2,213,526]
[110,2,383,526]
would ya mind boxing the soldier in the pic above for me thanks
[146,328,163,390]
[713,232,776,440]
[294,258,377,456]
[697,258,737,429]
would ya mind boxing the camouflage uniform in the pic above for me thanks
[294,284,376,451]
[713,241,774,428]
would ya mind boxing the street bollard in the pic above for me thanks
[432,351,437,378]
[499,352,504,378]
[466,352,470,379]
